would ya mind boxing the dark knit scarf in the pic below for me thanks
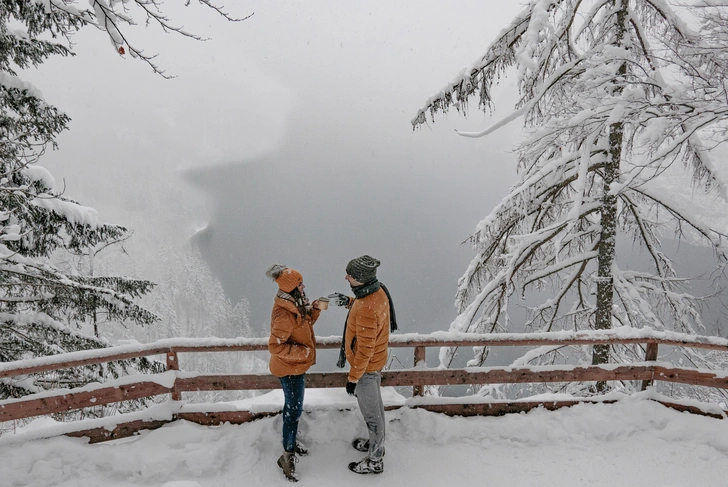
[336,279,398,368]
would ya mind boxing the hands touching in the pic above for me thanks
[328,292,350,307]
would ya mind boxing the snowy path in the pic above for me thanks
[3,392,728,487]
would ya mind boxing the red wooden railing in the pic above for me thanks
[1,329,728,442]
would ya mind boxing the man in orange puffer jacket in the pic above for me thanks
[330,255,397,475]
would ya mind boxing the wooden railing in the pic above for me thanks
[1,329,728,442]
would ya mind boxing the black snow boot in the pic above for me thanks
[351,438,385,456]
[348,456,383,475]
[277,451,298,482]
[351,438,369,452]
[294,441,309,456]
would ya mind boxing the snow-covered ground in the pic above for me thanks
[2,388,728,487]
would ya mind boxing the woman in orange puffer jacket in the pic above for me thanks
[266,264,323,482]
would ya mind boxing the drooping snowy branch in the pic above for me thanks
[415,0,728,391]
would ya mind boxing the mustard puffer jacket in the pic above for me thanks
[345,287,390,382]
[268,296,320,377]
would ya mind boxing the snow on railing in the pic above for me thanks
[2,326,727,378]
[2,327,728,443]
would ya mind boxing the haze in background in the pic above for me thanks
[186,135,511,335]
[176,1,525,348]
[15,1,726,372]
[19,2,523,352]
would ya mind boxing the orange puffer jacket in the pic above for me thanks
[345,287,390,382]
[268,296,320,377]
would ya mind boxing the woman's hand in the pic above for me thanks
[312,299,321,310]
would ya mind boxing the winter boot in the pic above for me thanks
[348,456,384,475]
[351,438,369,452]
[351,438,385,456]
[277,451,298,482]
[294,441,309,456]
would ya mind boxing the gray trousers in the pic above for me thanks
[355,371,385,461]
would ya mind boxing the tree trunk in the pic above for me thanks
[593,1,628,391]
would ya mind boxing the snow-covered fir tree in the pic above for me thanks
[413,0,728,395]
[0,0,247,400]
[134,243,263,404]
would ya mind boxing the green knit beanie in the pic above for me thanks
[346,255,380,283]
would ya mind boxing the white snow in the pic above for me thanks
[0,72,43,99]
[2,388,728,486]
[20,166,57,191]
[29,196,101,228]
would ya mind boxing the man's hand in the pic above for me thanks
[346,381,357,396]
[328,292,350,307]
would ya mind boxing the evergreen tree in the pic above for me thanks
[0,1,246,400]
[413,0,728,393]
[141,243,263,404]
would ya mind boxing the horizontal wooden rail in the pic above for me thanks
[5,362,728,423]
[2,329,728,379]
[0,380,171,422]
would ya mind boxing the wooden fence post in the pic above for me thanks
[640,342,659,391]
[166,351,182,401]
[413,346,426,397]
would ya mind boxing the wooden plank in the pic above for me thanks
[411,401,614,417]
[66,419,172,444]
[380,365,654,387]
[656,400,727,419]
[177,411,277,426]
[166,352,181,401]
[413,346,426,397]
[1,364,723,424]
[176,374,284,391]
[387,336,728,352]
[0,347,172,379]
[175,372,350,391]
[653,366,728,389]
[4,333,728,380]
[645,342,659,361]
[305,372,349,388]
[175,366,654,394]
[411,399,727,420]
[0,364,686,424]
[640,342,659,391]
[0,381,171,422]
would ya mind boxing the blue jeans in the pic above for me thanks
[279,374,305,453]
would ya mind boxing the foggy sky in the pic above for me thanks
[13,1,728,370]
[21,2,523,340]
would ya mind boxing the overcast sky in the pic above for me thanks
[33,1,524,181]
[17,1,528,346]
[7,10,728,477]
[19,1,726,360]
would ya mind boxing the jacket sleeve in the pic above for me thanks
[268,307,311,364]
[347,304,377,383]
[310,307,321,325]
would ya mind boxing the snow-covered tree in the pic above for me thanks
[0,0,248,400]
[413,0,728,391]
[139,243,264,404]
[54,233,135,338]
